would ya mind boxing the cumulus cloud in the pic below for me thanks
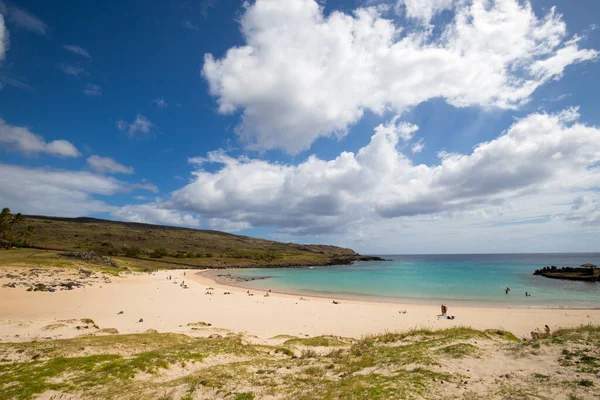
[63,45,91,59]
[0,119,81,157]
[202,0,597,153]
[0,162,161,218]
[142,109,600,235]
[83,84,102,97]
[111,204,200,227]
[116,115,154,138]
[396,0,454,25]
[87,155,134,175]
[411,139,425,153]
[0,164,119,217]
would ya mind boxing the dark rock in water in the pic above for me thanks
[533,265,600,282]
[215,273,271,283]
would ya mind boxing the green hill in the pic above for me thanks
[14,215,378,269]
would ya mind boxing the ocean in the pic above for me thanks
[225,253,600,308]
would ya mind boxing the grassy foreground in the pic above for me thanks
[1,326,599,400]
[14,215,377,269]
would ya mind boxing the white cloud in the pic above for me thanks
[111,204,200,227]
[56,63,86,78]
[0,76,34,91]
[63,45,91,59]
[87,155,134,175]
[396,0,454,25]
[0,14,8,61]
[131,180,159,194]
[0,163,119,217]
[83,84,102,97]
[411,139,424,153]
[152,97,168,108]
[206,218,251,232]
[0,119,81,157]
[116,114,154,138]
[0,163,159,218]
[202,0,597,153]
[146,109,600,237]
[5,4,47,35]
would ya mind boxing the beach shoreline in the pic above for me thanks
[1,266,599,344]
[198,269,600,310]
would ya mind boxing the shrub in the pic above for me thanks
[125,246,142,257]
[151,248,168,258]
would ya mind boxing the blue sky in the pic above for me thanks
[0,0,599,254]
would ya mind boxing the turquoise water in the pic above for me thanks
[226,253,600,308]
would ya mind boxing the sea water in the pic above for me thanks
[226,253,600,307]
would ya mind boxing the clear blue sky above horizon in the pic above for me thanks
[0,0,599,254]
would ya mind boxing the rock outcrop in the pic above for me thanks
[533,264,599,282]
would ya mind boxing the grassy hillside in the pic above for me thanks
[15,215,374,269]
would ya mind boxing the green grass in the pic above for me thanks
[1,327,599,399]
[434,343,480,359]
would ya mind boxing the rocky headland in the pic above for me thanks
[533,264,600,282]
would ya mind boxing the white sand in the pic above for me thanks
[1,269,598,342]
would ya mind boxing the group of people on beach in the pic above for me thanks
[166,274,188,289]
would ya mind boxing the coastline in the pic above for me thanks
[199,269,600,310]
[1,267,599,344]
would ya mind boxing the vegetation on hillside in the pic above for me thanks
[1,325,598,399]
[0,212,379,269]
[0,208,33,249]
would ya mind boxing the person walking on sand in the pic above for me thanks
[441,304,447,316]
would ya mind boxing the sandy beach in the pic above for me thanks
[1,267,599,343]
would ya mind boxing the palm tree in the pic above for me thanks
[7,213,24,249]
[0,208,10,245]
